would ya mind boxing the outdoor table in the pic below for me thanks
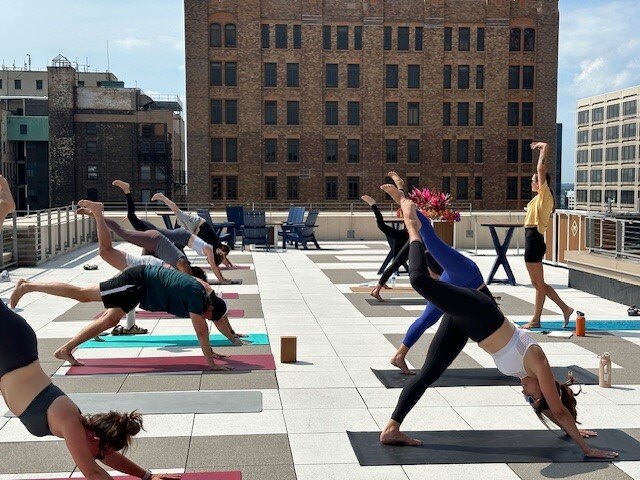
[377,218,406,275]
[481,223,524,286]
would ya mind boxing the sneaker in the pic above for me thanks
[0,270,10,282]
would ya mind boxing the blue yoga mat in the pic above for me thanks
[516,320,640,331]
[81,333,269,348]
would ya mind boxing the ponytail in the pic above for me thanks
[82,411,144,453]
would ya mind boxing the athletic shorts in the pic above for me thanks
[155,235,187,268]
[176,210,203,234]
[124,252,165,268]
[524,227,546,263]
[99,265,146,313]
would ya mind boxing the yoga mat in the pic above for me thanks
[6,391,262,417]
[81,333,269,348]
[372,366,598,388]
[196,264,251,270]
[93,309,245,320]
[228,309,244,318]
[348,429,639,465]
[47,472,241,480]
[350,286,414,293]
[65,354,276,375]
[210,278,243,285]
[221,292,240,299]
[518,320,640,331]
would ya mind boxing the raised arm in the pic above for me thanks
[531,141,548,185]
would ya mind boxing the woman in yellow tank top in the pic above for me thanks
[520,142,574,329]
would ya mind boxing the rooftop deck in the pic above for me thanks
[1,241,640,479]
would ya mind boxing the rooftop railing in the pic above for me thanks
[585,215,640,261]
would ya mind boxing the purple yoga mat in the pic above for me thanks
[66,354,276,375]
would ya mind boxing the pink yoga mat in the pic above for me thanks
[94,309,244,319]
[221,292,240,299]
[47,472,241,480]
[197,264,251,270]
[66,354,276,375]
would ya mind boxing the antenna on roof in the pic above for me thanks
[106,41,110,73]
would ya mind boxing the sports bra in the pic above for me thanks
[491,328,537,378]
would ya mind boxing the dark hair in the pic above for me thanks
[82,411,143,453]
[533,172,556,212]
[190,265,207,282]
[534,374,580,425]
[219,244,230,255]
[208,291,228,320]
[213,252,223,266]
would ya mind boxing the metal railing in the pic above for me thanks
[585,215,640,260]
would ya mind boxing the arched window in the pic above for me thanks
[509,28,521,51]
[524,28,535,51]
[209,23,221,47]
[225,24,237,47]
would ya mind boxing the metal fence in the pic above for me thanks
[585,215,640,260]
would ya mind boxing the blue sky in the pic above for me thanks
[2,0,639,183]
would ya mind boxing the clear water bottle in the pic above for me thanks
[390,271,398,288]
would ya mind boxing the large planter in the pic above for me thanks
[434,221,454,246]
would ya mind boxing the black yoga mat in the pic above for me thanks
[348,429,638,465]
[372,366,598,388]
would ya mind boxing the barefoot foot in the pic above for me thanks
[361,195,376,207]
[370,285,385,302]
[390,354,415,375]
[380,184,404,205]
[54,347,84,366]
[111,180,130,194]
[77,199,103,213]
[10,278,28,308]
[75,207,93,217]
[519,321,541,329]
[151,193,165,202]
[387,171,405,191]
[562,307,574,328]
[380,428,423,446]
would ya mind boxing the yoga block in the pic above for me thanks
[281,336,297,363]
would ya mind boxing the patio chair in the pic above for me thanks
[278,206,306,245]
[280,209,320,250]
[226,205,244,247]
[196,208,233,245]
[242,210,270,251]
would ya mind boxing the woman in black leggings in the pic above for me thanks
[379,194,617,460]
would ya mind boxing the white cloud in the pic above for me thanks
[113,35,184,52]
[113,38,153,50]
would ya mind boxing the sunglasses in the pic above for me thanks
[523,394,542,405]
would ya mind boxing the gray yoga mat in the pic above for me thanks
[5,390,262,417]
[348,429,639,465]
[371,365,598,388]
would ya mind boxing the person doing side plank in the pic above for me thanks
[378,192,617,460]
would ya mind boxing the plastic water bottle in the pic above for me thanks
[390,271,397,288]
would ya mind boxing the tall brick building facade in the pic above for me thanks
[185,0,559,209]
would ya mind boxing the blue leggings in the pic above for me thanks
[402,211,488,348]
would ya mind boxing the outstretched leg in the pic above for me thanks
[112,179,156,231]
[11,279,101,308]
[77,201,128,271]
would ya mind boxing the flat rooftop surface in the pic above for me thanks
[1,241,640,480]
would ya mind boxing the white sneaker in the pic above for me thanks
[0,270,10,282]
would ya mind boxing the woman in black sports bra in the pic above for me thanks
[0,176,176,480]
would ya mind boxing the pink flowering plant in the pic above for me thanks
[401,187,461,223]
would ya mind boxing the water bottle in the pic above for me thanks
[390,271,398,288]
[598,352,612,388]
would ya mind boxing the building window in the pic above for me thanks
[156,166,166,181]
[140,165,151,180]
[211,177,223,200]
[475,139,483,163]
[407,65,420,88]
[265,101,277,125]
[19,124,28,135]
[86,123,97,135]
[398,27,409,50]
[337,26,349,50]
[225,100,237,124]
[590,169,602,183]
[576,170,588,183]
[140,189,151,203]
[386,64,398,88]
[264,139,277,163]
[226,138,237,162]
[287,63,299,87]
[457,102,469,126]
[477,27,485,51]
[523,28,535,51]
[407,176,420,189]
[591,148,603,163]
[604,190,618,204]
[323,25,331,49]
[576,190,587,203]
[474,176,483,199]
[326,64,338,88]
[210,100,222,124]
[87,165,97,180]
[475,102,484,126]
[347,64,360,88]
[287,101,299,125]
[508,103,519,126]
[442,139,451,163]
[442,176,451,194]
[577,130,589,144]
[605,168,618,184]
[509,28,521,51]
[607,104,620,119]
[621,190,635,205]
[521,177,532,200]
[154,142,166,154]
[78,80,84,87]
[287,176,299,200]
[224,24,237,47]
[384,26,392,50]
[264,63,277,87]
[443,102,451,126]
[265,176,277,200]
[86,141,97,154]
[211,138,223,162]
[347,102,360,126]
[36,79,43,90]
[415,27,423,50]
[347,177,360,200]
[621,168,636,182]
[506,177,518,200]
[455,176,469,201]
[523,66,534,89]
[458,65,470,89]
[210,62,222,86]
[443,65,452,89]
[140,141,150,154]
[325,177,338,200]
[522,139,533,163]
[261,24,270,48]
[458,27,470,51]
[407,140,420,164]
[507,140,519,163]
[354,26,362,50]
[508,66,520,89]
[591,128,603,142]
[622,123,637,139]
[225,62,237,86]
[287,139,300,162]
[457,139,469,163]
[444,27,452,51]
[386,102,398,126]
[577,110,589,125]
[622,145,636,161]
[348,139,360,163]
[408,102,420,126]
[386,139,398,163]
[476,65,484,89]
[325,139,338,163]
[606,125,619,141]
[591,107,604,123]
[325,101,338,125]
[209,23,221,47]
[226,176,238,200]
[590,190,602,203]
[14,79,21,90]
[293,24,302,49]
[605,147,618,162]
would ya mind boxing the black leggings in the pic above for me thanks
[391,241,504,423]
[126,193,156,231]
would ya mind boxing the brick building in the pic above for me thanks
[185,0,559,209]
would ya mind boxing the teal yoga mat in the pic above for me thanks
[80,332,269,348]
[516,320,640,331]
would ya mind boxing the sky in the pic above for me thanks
[2,0,640,183]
